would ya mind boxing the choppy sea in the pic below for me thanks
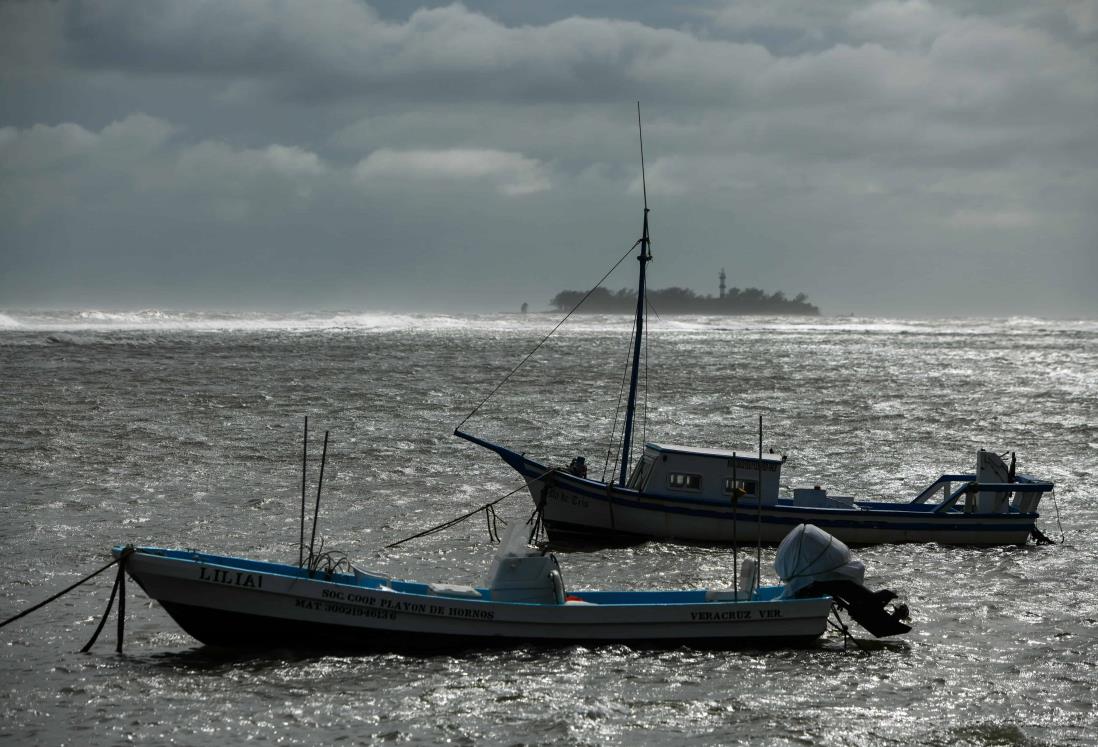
[1,309,1095,745]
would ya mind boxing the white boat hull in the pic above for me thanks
[455,432,1047,547]
[118,547,833,650]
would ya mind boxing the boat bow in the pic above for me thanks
[454,429,549,476]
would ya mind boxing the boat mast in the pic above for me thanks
[618,102,652,486]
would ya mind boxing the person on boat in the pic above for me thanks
[568,456,588,478]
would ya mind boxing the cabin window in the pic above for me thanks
[668,472,702,491]
[723,478,757,496]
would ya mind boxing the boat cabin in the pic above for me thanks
[627,443,784,503]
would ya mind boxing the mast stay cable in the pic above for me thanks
[455,240,641,432]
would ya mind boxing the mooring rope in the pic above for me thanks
[80,560,127,654]
[455,242,640,432]
[0,547,134,632]
[385,469,557,549]
[827,604,869,652]
[1050,489,1065,543]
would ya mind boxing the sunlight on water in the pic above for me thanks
[1,314,1095,744]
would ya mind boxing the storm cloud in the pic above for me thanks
[1,0,1096,314]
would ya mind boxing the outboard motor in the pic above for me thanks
[485,527,565,604]
[775,524,910,637]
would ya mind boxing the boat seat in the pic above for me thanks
[427,583,483,599]
[352,566,392,588]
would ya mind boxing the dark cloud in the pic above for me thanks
[0,0,1095,316]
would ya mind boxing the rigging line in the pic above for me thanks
[384,468,557,549]
[601,313,638,481]
[641,299,649,448]
[603,316,638,483]
[456,241,641,432]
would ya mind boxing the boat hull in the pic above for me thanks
[118,547,832,651]
[526,466,1038,546]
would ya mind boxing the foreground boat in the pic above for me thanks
[457,110,1054,548]
[114,525,909,651]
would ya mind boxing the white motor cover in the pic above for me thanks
[484,526,563,603]
[775,523,865,598]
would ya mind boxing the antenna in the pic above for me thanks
[756,415,763,592]
[732,451,738,594]
[618,103,653,486]
[636,101,648,213]
[299,415,308,567]
[307,430,330,572]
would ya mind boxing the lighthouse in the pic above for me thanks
[719,268,726,299]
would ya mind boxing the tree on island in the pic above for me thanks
[550,286,820,315]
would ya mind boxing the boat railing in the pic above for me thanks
[930,478,1054,514]
[909,474,974,505]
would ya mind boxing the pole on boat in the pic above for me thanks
[299,415,308,567]
[756,415,763,592]
[618,101,653,487]
[307,430,330,568]
[732,451,738,594]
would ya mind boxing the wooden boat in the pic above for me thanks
[113,524,909,651]
[456,110,1054,547]
[456,432,1054,546]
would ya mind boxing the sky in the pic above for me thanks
[1,0,1096,317]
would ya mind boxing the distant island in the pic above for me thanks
[551,269,820,315]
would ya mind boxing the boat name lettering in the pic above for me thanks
[322,589,379,605]
[198,566,262,589]
[313,591,494,620]
[378,598,431,614]
[446,606,494,621]
[690,608,782,621]
[549,487,588,508]
[295,597,397,621]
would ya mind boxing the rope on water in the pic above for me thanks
[484,504,505,543]
[0,546,134,632]
[80,559,127,654]
[1051,489,1065,543]
[455,242,640,432]
[827,604,869,652]
[385,469,556,549]
[1031,489,1065,545]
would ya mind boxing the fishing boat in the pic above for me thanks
[457,432,1054,546]
[113,523,910,651]
[455,109,1055,548]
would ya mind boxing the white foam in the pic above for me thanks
[0,309,1094,336]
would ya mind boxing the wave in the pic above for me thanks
[0,309,1094,336]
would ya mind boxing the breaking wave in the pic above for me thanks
[0,309,1094,337]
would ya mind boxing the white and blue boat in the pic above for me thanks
[114,524,910,651]
[457,432,1053,546]
[456,114,1054,548]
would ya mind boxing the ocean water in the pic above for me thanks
[1,310,1096,745]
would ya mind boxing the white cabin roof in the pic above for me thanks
[644,443,785,463]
